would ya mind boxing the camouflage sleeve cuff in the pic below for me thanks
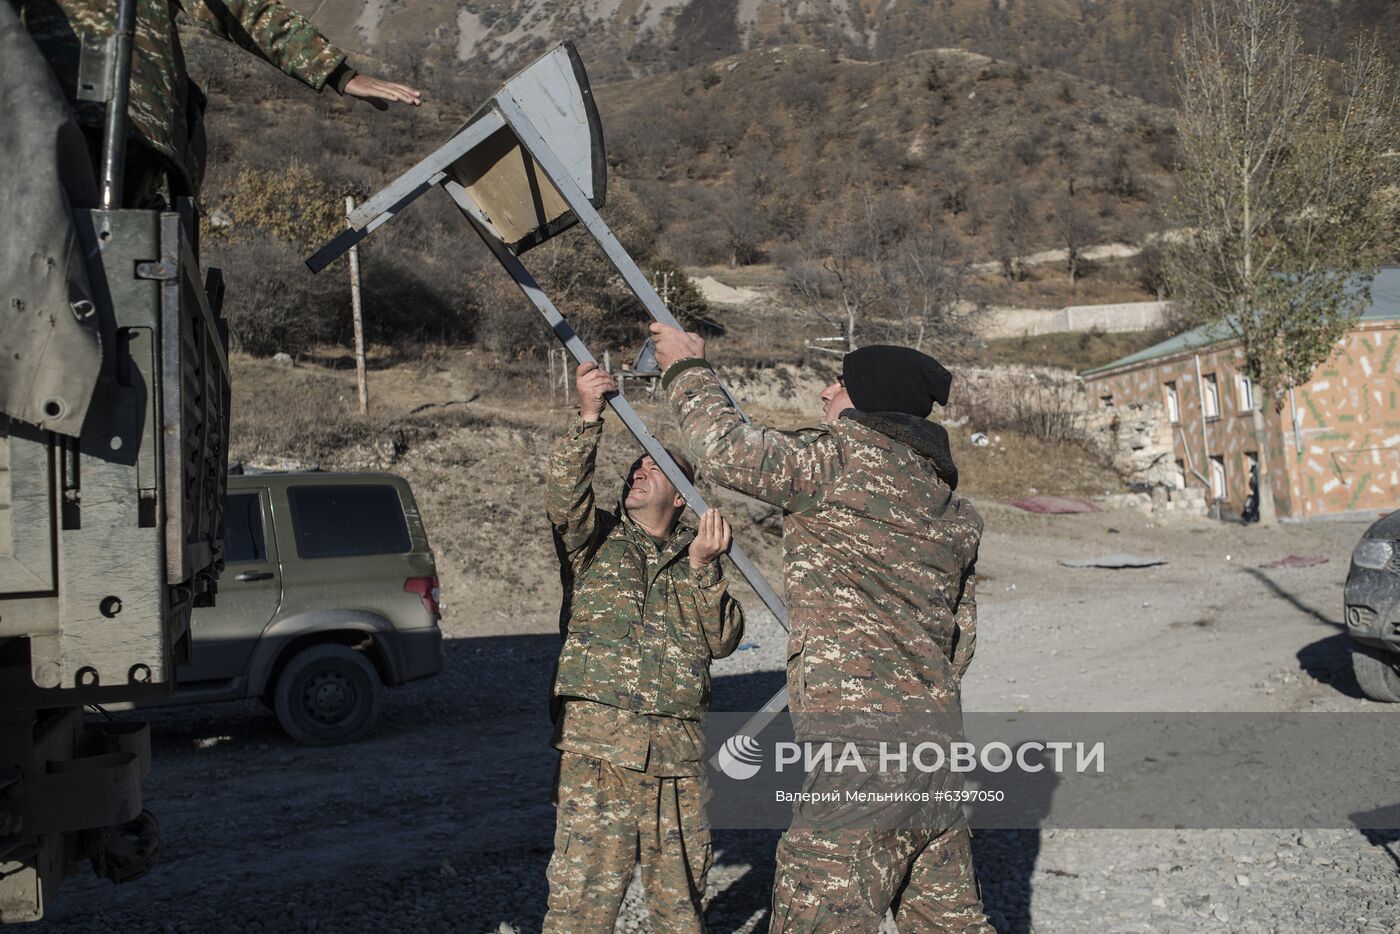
[570,417,604,435]
[303,47,347,91]
[689,560,723,588]
[661,358,712,390]
[328,61,358,95]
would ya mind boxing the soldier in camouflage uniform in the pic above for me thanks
[649,325,992,933]
[17,0,422,201]
[544,362,745,933]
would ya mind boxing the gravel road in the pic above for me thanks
[40,503,1400,933]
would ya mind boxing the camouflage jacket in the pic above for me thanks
[547,418,744,736]
[663,363,981,718]
[19,0,349,195]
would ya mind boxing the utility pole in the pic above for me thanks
[346,195,368,415]
[652,270,672,310]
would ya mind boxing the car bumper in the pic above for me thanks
[393,626,444,683]
[1344,564,1400,651]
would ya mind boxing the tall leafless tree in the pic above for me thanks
[882,220,975,354]
[990,184,1032,284]
[1057,179,1094,289]
[1167,0,1398,524]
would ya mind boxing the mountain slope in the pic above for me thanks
[594,44,1176,269]
[306,0,1399,102]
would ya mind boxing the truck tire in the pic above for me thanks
[1351,641,1400,704]
[273,644,382,745]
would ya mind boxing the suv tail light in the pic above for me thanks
[404,576,441,618]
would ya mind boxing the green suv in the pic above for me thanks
[157,472,443,744]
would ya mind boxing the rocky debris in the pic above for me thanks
[1084,396,1195,503]
[1152,484,1209,516]
[719,363,830,414]
[272,352,294,367]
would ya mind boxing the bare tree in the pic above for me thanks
[783,187,891,352]
[1134,238,1171,302]
[990,184,1032,283]
[1057,180,1094,289]
[715,192,768,267]
[1167,0,1398,524]
[882,220,975,354]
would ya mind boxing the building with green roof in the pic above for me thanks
[1081,267,1400,518]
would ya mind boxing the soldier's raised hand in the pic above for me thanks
[576,362,616,423]
[649,323,706,372]
[345,73,423,110]
[689,509,731,568]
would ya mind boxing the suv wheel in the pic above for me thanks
[1350,641,1400,703]
[273,644,383,745]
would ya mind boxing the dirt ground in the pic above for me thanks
[39,352,1399,933]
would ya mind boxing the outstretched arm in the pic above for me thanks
[185,0,421,106]
[652,325,838,512]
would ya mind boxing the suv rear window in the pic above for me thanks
[225,493,267,563]
[287,485,411,559]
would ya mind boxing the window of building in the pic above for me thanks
[1237,374,1254,413]
[1175,459,1187,490]
[1164,381,1180,423]
[1202,373,1220,419]
[1209,455,1227,500]
[1100,393,1114,409]
[287,485,411,559]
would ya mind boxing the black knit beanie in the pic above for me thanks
[842,345,952,418]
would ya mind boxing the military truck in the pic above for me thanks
[0,0,229,919]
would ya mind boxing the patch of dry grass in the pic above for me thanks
[948,429,1125,502]
[978,327,1172,372]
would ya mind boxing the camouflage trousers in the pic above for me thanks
[543,752,713,934]
[770,822,992,933]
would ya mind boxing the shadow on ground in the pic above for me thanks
[72,637,1037,932]
[1244,567,1372,700]
[1296,631,1368,700]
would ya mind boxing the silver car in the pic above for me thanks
[1344,510,1400,702]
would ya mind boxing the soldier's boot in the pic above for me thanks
[542,752,640,934]
[639,774,711,934]
[891,824,994,933]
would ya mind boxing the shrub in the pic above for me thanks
[208,232,340,356]
[949,368,1089,444]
